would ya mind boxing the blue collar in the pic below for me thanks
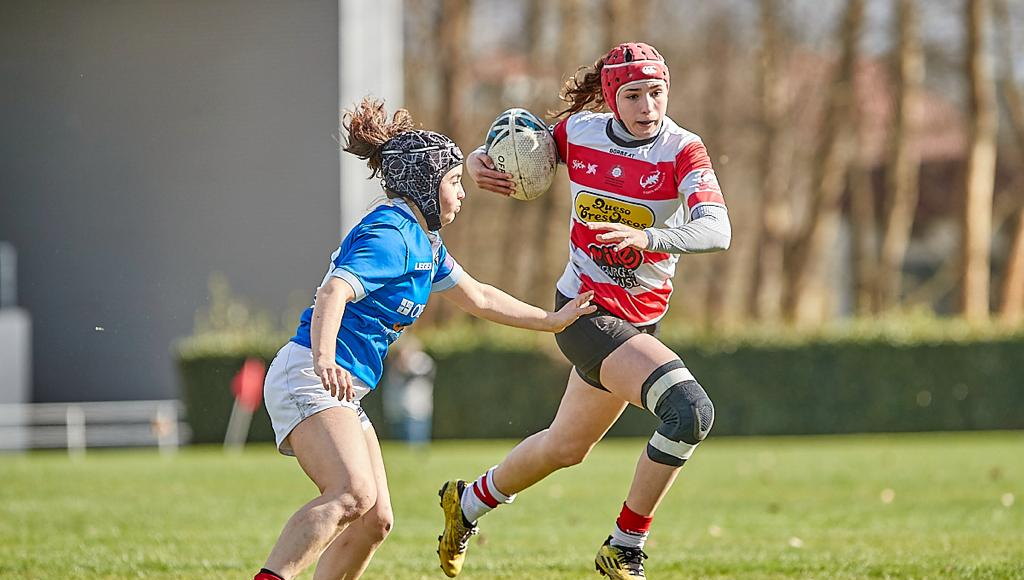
[391,198,417,219]
[391,198,442,248]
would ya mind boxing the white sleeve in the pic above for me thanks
[644,205,732,254]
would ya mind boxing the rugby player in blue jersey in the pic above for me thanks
[252,97,596,580]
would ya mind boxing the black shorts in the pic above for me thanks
[553,291,660,390]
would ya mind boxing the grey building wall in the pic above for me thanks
[0,1,341,401]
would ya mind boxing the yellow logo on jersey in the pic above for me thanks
[575,192,655,229]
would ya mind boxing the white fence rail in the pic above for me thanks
[0,400,190,455]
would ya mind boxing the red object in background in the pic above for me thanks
[232,358,266,413]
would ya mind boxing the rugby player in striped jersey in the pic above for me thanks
[438,42,731,580]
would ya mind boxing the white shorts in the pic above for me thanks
[264,341,372,456]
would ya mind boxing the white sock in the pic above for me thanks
[460,466,516,524]
[610,524,648,549]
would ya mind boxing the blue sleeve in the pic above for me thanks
[431,242,464,293]
[330,225,410,301]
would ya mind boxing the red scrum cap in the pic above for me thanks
[600,42,670,119]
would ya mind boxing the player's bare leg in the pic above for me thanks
[492,371,628,493]
[437,371,626,576]
[599,334,686,512]
[312,424,393,580]
[262,408,378,579]
[595,333,713,579]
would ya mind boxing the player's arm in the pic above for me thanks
[651,139,731,253]
[590,140,731,253]
[591,203,731,254]
[310,277,357,401]
[440,272,595,333]
[645,205,731,253]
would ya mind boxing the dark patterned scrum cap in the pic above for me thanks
[380,130,464,231]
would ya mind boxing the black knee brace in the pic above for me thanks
[640,360,715,467]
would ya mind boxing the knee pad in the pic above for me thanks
[640,360,715,467]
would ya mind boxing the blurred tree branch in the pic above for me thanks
[526,0,582,308]
[875,0,924,313]
[604,0,650,49]
[431,0,472,324]
[753,0,792,322]
[961,0,998,322]
[993,0,1024,324]
[786,0,863,324]
[499,0,545,300]
[849,118,878,315]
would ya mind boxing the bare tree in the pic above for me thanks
[499,0,546,298]
[875,0,924,312]
[849,117,879,315]
[1001,211,1024,323]
[752,0,790,321]
[993,0,1024,323]
[431,0,473,324]
[403,3,436,126]
[962,0,998,321]
[439,0,472,149]
[786,0,864,324]
[701,9,739,326]
[604,0,651,48]
[526,0,583,307]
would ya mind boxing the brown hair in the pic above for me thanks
[341,96,415,177]
[553,56,608,119]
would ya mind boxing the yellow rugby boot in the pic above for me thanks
[437,480,478,577]
[595,536,649,579]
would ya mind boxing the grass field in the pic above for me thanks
[1,431,1022,580]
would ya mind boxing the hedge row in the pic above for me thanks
[175,325,1024,443]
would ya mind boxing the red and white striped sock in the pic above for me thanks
[460,466,516,523]
[610,503,654,549]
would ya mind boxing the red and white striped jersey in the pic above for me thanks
[552,111,727,325]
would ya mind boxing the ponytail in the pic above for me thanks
[341,97,416,177]
[553,56,607,119]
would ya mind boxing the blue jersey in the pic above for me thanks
[291,200,462,388]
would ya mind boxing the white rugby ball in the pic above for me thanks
[484,108,558,201]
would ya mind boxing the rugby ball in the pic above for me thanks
[484,108,558,201]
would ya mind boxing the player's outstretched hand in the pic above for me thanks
[467,149,516,196]
[548,290,597,333]
[588,222,650,252]
[315,357,356,402]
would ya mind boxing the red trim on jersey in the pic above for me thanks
[570,220,670,263]
[473,478,499,508]
[580,274,672,324]
[568,146,678,201]
[553,119,568,164]
[673,140,713,186]
[687,190,726,209]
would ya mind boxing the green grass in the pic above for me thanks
[1,432,1022,580]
